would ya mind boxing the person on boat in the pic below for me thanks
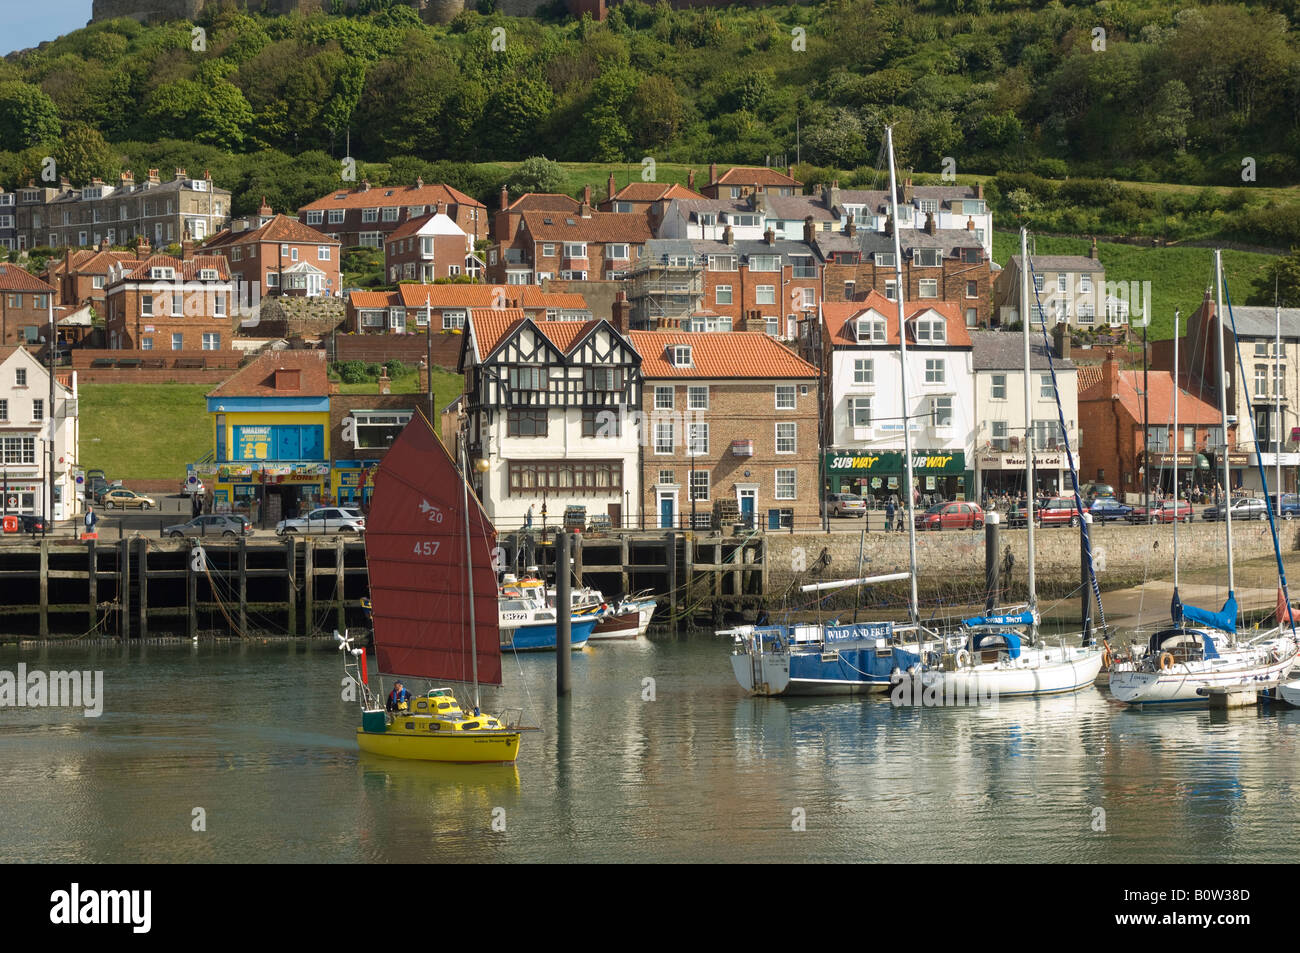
[387,681,411,712]
[525,504,534,530]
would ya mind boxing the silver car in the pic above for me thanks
[276,507,366,535]
[164,515,251,538]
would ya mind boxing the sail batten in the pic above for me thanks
[364,411,502,685]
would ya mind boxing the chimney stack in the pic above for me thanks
[258,196,272,217]
[181,230,195,261]
[1090,236,1099,260]
[709,162,718,185]
[360,179,370,192]
[147,168,160,185]
[136,235,151,257]
[436,200,446,216]
[723,224,734,246]
[884,215,893,237]
[175,167,187,182]
[1052,322,1071,361]
[925,211,936,235]
[974,182,984,199]
[378,367,391,395]
[119,170,134,189]
[611,290,630,333]
[99,237,110,252]
[581,184,592,217]
[499,184,509,211]
[607,172,616,203]
[687,168,696,190]
[904,175,914,204]
[847,214,856,238]
[764,227,775,246]
[416,176,424,188]
[803,215,814,244]
[966,216,975,231]
[1104,348,1119,396]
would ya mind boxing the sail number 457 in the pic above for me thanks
[413,541,441,557]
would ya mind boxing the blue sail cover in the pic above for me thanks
[1180,592,1238,634]
[963,612,1034,628]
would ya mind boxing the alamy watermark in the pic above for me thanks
[0,664,103,717]
[889,672,999,709]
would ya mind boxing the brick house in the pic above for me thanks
[700,164,802,200]
[383,208,476,283]
[816,215,992,327]
[1077,349,1233,499]
[598,172,705,232]
[631,233,822,335]
[347,284,591,334]
[205,202,342,298]
[17,168,231,252]
[488,189,582,285]
[297,178,488,248]
[485,185,652,286]
[813,180,993,258]
[0,264,57,346]
[630,330,821,530]
[0,188,16,251]
[104,242,235,351]
[42,240,142,310]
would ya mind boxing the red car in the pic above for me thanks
[1127,500,1193,523]
[1037,496,1085,527]
[915,501,985,531]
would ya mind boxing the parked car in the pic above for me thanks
[276,507,366,536]
[1202,497,1268,522]
[163,515,250,538]
[826,492,867,518]
[1267,493,1300,520]
[1088,497,1134,522]
[181,475,206,496]
[101,488,156,509]
[1037,496,1086,527]
[1128,500,1193,523]
[1080,482,1116,502]
[93,480,124,503]
[4,514,48,535]
[915,501,984,531]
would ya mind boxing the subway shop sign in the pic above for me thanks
[825,451,965,474]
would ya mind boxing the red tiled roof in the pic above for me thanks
[468,311,605,359]
[207,214,339,249]
[507,193,581,213]
[393,283,589,311]
[520,210,653,243]
[822,291,972,347]
[348,291,393,309]
[1078,362,1222,425]
[0,264,55,292]
[1076,364,1103,392]
[299,182,483,213]
[119,254,230,282]
[630,331,819,379]
[207,349,329,398]
[713,166,802,187]
[611,182,705,203]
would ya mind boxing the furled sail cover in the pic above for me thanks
[364,411,501,685]
[962,611,1035,629]
[1179,592,1238,635]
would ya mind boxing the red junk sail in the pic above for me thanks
[364,410,501,685]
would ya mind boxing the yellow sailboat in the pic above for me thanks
[340,410,522,763]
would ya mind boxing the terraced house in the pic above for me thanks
[297,178,488,247]
[205,201,341,298]
[631,331,820,530]
[104,242,234,351]
[346,284,590,334]
[459,311,642,529]
[0,264,56,346]
[43,239,143,310]
[15,168,231,252]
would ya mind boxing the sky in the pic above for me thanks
[4,0,94,56]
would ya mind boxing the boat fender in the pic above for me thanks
[1101,645,1112,669]
[1159,652,1175,672]
[889,665,904,687]
[907,663,921,676]
[954,648,971,668]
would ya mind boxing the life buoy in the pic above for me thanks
[1101,645,1113,669]
[954,648,971,668]
[1159,652,1175,672]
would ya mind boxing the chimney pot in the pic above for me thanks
[607,172,616,203]
[764,227,775,246]
[709,162,718,185]
[724,224,734,246]
[687,169,696,190]
[500,184,509,212]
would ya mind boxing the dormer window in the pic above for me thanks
[672,346,693,367]
[149,267,175,280]
[190,180,207,191]
[199,269,218,280]
[855,315,887,343]
[913,318,946,344]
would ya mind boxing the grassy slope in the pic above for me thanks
[991,232,1278,341]
[79,382,211,483]
[81,369,464,480]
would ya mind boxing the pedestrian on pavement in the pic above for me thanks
[885,499,895,533]
[525,504,534,530]
[84,505,97,538]
[192,492,202,519]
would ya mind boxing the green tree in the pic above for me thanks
[507,156,566,196]
[1266,248,1300,307]
[53,123,117,185]
[0,82,61,148]
[1145,80,1192,154]
[628,74,684,151]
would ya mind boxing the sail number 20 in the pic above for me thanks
[412,541,441,557]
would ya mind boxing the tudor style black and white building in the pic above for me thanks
[459,309,643,529]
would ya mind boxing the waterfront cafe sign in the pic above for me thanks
[826,451,964,473]
[976,451,1065,469]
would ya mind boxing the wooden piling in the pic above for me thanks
[667,532,677,626]
[119,537,130,639]
[304,537,314,634]
[335,536,345,634]
[186,540,198,640]
[620,535,629,595]
[38,537,48,638]
[285,536,297,636]
[238,537,248,636]
[87,539,97,633]
[137,536,148,639]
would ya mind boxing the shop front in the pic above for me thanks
[197,462,330,526]
[332,461,380,508]
[0,477,42,515]
[975,450,1070,500]
[1141,450,1249,495]
[825,450,971,504]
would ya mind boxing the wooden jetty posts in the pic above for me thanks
[0,529,769,639]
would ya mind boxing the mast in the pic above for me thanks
[1277,290,1282,505]
[1021,228,1036,617]
[886,126,920,626]
[460,425,481,711]
[1214,250,1235,610]
[1173,309,1180,593]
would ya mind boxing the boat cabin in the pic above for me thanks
[969,631,1022,664]
[1147,628,1220,664]
[365,690,508,735]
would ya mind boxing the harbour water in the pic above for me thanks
[2,635,1300,863]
